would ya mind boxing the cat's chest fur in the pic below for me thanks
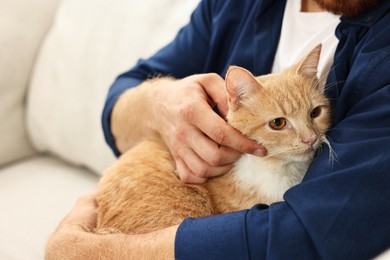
[206,154,309,212]
[232,155,308,202]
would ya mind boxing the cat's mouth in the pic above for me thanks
[306,146,317,153]
[303,140,326,158]
[307,150,317,158]
[301,147,318,160]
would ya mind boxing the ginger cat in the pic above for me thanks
[96,45,331,234]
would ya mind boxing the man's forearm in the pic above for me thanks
[111,78,174,153]
[124,225,178,259]
[45,226,178,260]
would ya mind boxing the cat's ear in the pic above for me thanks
[225,66,261,109]
[296,44,322,79]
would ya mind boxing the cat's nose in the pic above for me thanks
[302,135,318,147]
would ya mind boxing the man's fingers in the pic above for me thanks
[174,142,235,180]
[192,104,266,156]
[187,130,242,166]
[194,73,229,117]
[176,159,208,184]
[172,126,238,182]
[217,145,244,165]
[58,192,98,232]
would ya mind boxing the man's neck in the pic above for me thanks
[301,0,325,12]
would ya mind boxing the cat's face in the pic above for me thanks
[225,45,330,162]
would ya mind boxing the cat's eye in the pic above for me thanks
[269,118,287,130]
[310,107,322,119]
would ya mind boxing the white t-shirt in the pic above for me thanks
[271,0,340,87]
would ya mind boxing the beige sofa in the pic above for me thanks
[0,0,198,259]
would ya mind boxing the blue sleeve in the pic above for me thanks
[101,0,213,156]
[175,83,390,259]
[176,203,318,259]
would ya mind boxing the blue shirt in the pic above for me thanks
[102,0,390,259]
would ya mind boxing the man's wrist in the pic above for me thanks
[104,225,178,259]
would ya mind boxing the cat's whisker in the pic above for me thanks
[316,76,344,90]
[310,75,319,89]
[322,80,344,92]
[318,70,331,86]
[263,148,293,159]
[315,64,344,93]
[324,63,342,79]
[321,136,339,168]
[318,64,338,86]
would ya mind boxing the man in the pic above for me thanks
[46,0,390,259]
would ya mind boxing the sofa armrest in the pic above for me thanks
[0,0,61,166]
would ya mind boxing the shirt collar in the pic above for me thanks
[340,0,390,27]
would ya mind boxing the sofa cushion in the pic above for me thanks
[0,0,60,166]
[0,155,98,260]
[27,0,200,175]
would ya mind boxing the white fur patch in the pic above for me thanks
[231,154,309,202]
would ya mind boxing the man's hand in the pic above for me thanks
[152,73,266,183]
[46,193,177,259]
[45,193,102,260]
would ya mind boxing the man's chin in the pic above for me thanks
[313,0,381,17]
